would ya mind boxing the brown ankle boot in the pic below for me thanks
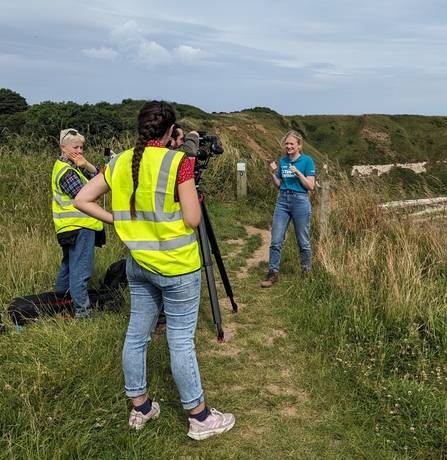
[261,270,279,288]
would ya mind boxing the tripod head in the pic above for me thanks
[193,132,224,187]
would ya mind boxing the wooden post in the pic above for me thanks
[237,160,247,197]
[319,164,330,239]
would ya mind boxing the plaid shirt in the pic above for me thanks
[58,157,98,199]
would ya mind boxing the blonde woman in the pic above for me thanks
[261,130,315,287]
[52,129,104,318]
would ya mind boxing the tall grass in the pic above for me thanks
[302,172,447,457]
[1,136,447,458]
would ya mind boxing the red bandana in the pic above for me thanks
[146,140,165,147]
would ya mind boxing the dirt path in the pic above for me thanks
[240,226,271,278]
[221,225,270,278]
[216,225,271,342]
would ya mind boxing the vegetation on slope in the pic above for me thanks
[1,91,447,458]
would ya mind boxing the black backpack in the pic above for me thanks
[7,259,128,327]
[98,258,127,291]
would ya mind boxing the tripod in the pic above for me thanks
[196,187,238,342]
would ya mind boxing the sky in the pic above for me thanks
[1,0,447,116]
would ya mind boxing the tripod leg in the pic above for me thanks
[197,209,225,342]
[201,200,238,313]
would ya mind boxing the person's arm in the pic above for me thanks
[289,160,316,191]
[66,151,98,174]
[73,174,114,225]
[180,131,199,157]
[289,165,315,191]
[269,161,282,189]
[299,174,315,191]
[178,178,201,228]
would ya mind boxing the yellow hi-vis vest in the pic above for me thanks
[104,146,201,276]
[52,159,104,234]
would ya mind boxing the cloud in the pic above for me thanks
[81,47,119,62]
[104,20,210,67]
[137,41,171,66]
[173,45,211,61]
[110,21,144,50]
[3,0,447,115]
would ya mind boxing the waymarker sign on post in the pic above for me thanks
[237,160,247,197]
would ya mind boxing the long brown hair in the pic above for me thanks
[129,101,176,218]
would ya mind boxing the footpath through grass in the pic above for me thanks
[0,260,391,459]
[1,141,446,458]
[2,196,433,460]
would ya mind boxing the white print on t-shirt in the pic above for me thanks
[281,166,296,178]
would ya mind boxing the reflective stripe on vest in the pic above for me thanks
[52,160,103,233]
[53,165,75,207]
[109,149,183,223]
[106,147,200,275]
[123,233,196,251]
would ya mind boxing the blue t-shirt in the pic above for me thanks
[276,154,315,193]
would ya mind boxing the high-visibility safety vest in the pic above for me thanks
[52,159,104,234]
[104,146,201,276]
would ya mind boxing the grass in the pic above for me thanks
[1,139,447,459]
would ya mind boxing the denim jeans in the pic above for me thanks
[269,191,312,272]
[123,255,204,410]
[55,228,95,317]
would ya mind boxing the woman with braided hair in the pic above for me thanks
[74,100,235,440]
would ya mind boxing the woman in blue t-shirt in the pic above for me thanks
[261,130,316,288]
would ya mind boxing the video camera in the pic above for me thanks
[196,131,224,161]
[193,132,224,185]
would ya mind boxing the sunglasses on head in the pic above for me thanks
[61,129,79,142]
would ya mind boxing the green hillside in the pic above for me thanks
[178,108,447,172]
[2,94,447,458]
[2,91,447,195]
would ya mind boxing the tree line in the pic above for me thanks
[0,88,145,147]
[0,88,211,148]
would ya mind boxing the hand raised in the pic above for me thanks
[67,151,87,167]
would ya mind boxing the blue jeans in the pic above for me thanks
[123,255,204,410]
[269,191,312,272]
[55,228,95,317]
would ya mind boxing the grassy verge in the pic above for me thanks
[1,145,447,458]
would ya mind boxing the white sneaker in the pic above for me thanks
[187,408,235,440]
[128,401,160,430]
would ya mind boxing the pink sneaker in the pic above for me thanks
[128,401,160,430]
[187,408,235,440]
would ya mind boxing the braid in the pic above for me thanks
[129,101,176,219]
